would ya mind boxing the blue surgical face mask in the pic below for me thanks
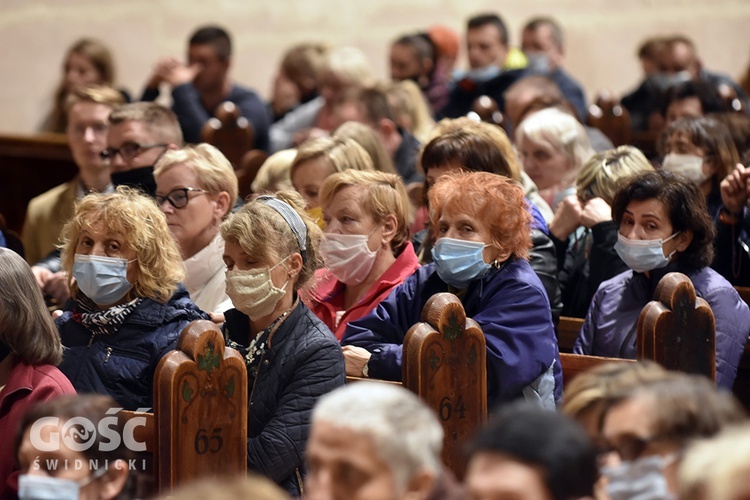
[647,71,692,92]
[525,52,551,74]
[603,454,677,500]
[614,232,679,274]
[73,254,134,305]
[465,65,502,83]
[18,475,80,500]
[19,468,107,500]
[432,237,491,288]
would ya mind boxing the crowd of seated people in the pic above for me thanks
[5,10,750,500]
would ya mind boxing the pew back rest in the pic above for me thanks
[637,272,716,381]
[200,102,255,168]
[587,93,633,147]
[153,320,248,493]
[403,293,487,479]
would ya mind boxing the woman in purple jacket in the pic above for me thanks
[342,171,562,409]
[574,170,750,389]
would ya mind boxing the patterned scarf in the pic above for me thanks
[73,294,143,337]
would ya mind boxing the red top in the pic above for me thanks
[306,242,420,340]
[0,361,76,499]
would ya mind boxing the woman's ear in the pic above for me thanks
[676,229,693,252]
[98,460,129,500]
[288,252,304,279]
[381,214,398,247]
[214,191,232,221]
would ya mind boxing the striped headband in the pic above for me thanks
[257,195,307,263]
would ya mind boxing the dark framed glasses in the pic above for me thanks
[156,187,207,209]
[100,142,168,162]
[600,434,661,462]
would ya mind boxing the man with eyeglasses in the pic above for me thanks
[141,25,270,151]
[103,102,184,197]
[28,101,182,306]
[23,85,124,281]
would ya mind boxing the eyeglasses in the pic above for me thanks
[156,187,207,209]
[100,142,168,162]
[599,434,662,462]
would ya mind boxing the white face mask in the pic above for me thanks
[320,232,378,286]
[225,256,290,320]
[603,454,678,500]
[661,153,709,184]
[614,232,680,274]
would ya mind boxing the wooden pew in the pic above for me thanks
[122,320,247,496]
[0,133,77,233]
[586,93,632,147]
[347,293,486,480]
[638,272,716,381]
[403,293,487,479]
[560,353,636,387]
[556,316,584,353]
[201,102,255,169]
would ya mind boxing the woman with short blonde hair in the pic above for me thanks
[307,170,419,339]
[220,191,345,496]
[56,187,207,410]
[154,144,237,313]
[516,107,595,209]
[290,136,374,210]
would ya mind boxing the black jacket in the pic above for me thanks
[553,221,628,318]
[223,300,345,496]
[439,69,525,119]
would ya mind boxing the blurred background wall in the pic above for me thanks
[2,0,748,133]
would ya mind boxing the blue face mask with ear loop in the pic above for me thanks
[431,237,492,288]
[18,467,109,500]
[73,254,135,305]
[614,232,680,274]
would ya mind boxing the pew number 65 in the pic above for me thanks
[194,428,223,454]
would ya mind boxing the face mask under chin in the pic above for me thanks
[111,166,157,198]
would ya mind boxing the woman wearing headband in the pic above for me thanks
[220,192,345,496]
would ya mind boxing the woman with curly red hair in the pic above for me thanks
[341,171,562,408]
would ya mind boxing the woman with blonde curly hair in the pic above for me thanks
[342,171,562,409]
[220,191,345,496]
[55,187,207,410]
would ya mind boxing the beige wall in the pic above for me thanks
[2,0,749,133]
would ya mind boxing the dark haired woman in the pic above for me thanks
[574,170,750,389]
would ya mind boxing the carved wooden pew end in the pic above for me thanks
[123,320,248,496]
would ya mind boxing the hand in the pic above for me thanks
[292,127,329,146]
[42,271,70,306]
[209,312,226,325]
[342,345,372,377]
[580,197,613,228]
[31,266,53,289]
[548,195,583,241]
[151,57,200,87]
[720,163,750,215]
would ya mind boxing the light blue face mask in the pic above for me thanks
[464,65,502,83]
[73,254,133,306]
[603,454,677,500]
[432,237,491,289]
[19,468,107,500]
[525,52,551,74]
[614,232,679,274]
